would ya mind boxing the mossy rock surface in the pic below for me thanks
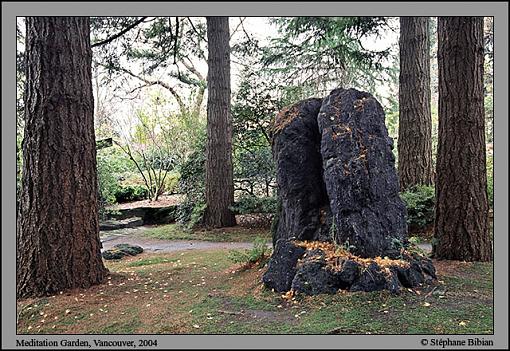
[102,249,126,260]
[102,244,144,260]
[114,243,144,256]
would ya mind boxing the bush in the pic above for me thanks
[233,146,276,198]
[189,202,206,228]
[176,135,206,227]
[114,185,148,203]
[97,151,122,219]
[228,237,270,268]
[164,171,181,195]
[176,202,206,229]
[178,137,206,204]
[230,195,277,215]
[400,185,435,233]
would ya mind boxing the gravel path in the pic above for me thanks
[100,226,433,254]
[100,227,258,253]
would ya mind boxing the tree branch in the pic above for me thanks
[116,66,188,116]
[91,17,148,48]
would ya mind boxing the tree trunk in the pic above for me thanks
[398,17,434,190]
[433,17,492,261]
[17,17,108,298]
[203,17,236,228]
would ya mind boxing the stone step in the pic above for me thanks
[99,217,143,231]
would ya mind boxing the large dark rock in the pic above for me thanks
[317,88,407,258]
[262,239,305,292]
[272,98,331,245]
[102,243,144,260]
[350,262,388,292]
[104,205,179,224]
[263,87,434,295]
[142,206,178,225]
[333,259,362,289]
[113,243,144,256]
[291,261,339,295]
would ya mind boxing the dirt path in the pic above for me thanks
[100,226,258,253]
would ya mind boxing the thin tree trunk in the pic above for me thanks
[17,17,107,298]
[433,16,492,261]
[398,17,434,190]
[203,17,236,228]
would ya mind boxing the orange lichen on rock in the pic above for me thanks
[273,105,300,134]
[331,123,353,140]
[353,97,369,112]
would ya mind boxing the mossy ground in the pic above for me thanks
[17,244,493,334]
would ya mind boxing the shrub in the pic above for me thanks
[176,135,206,227]
[114,185,148,203]
[230,195,277,215]
[400,185,435,233]
[178,138,206,205]
[228,237,270,268]
[176,202,206,229]
[164,171,181,195]
[97,151,121,219]
[189,202,206,228]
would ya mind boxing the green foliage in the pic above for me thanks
[400,185,435,232]
[188,202,206,228]
[116,91,201,201]
[228,237,270,268]
[164,171,181,194]
[177,131,206,226]
[97,150,122,218]
[178,136,206,204]
[263,17,391,91]
[234,147,275,197]
[408,236,424,245]
[97,147,139,217]
[230,195,277,215]
[231,66,278,198]
[114,184,148,203]
[176,202,206,228]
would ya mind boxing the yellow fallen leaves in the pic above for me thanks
[281,290,295,300]
[293,240,410,269]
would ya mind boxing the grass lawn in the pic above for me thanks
[16,247,493,335]
[138,223,272,243]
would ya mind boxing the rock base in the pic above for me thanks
[263,240,436,295]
